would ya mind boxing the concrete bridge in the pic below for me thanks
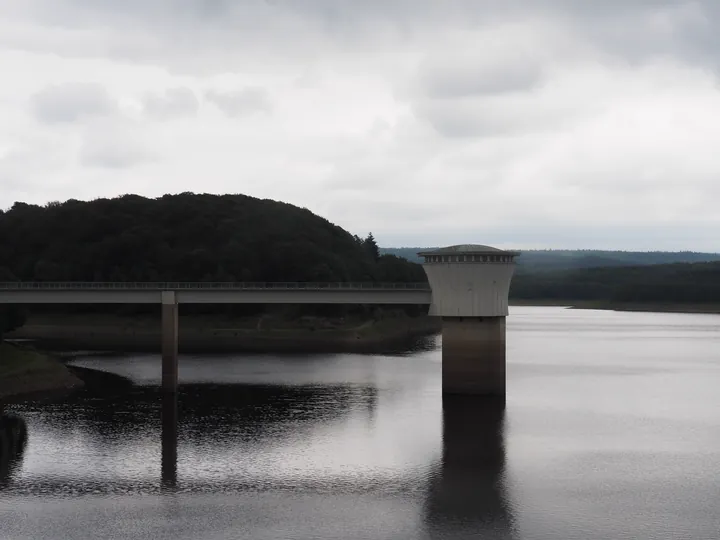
[0,245,519,398]
[0,282,432,305]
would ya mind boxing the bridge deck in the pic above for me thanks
[0,282,432,304]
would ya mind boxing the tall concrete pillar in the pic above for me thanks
[161,291,179,393]
[442,316,506,396]
[418,245,519,397]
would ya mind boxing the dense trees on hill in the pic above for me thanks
[0,193,426,284]
[510,250,720,274]
[510,262,720,304]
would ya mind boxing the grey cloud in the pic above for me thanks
[30,82,116,124]
[414,102,513,139]
[205,87,272,117]
[51,0,675,19]
[0,136,75,207]
[29,1,714,38]
[81,142,153,169]
[8,1,720,76]
[419,63,543,99]
[143,87,199,119]
[0,148,43,195]
[413,98,575,139]
[79,122,155,169]
[567,2,720,67]
[407,18,562,103]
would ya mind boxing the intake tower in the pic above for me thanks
[418,245,519,397]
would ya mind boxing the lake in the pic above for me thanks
[2,306,720,539]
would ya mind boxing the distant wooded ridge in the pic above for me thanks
[380,247,720,272]
[382,246,720,305]
[509,262,720,304]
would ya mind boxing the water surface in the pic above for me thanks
[2,307,720,539]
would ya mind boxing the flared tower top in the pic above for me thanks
[417,244,519,317]
[418,244,520,262]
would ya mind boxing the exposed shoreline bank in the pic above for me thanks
[511,299,720,314]
[0,343,84,402]
[7,314,442,354]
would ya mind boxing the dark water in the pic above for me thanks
[2,306,720,539]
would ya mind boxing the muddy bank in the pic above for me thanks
[8,314,441,354]
[66,365,135,394]
[0,343,84,403]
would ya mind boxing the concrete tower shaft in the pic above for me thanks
[418,245,520,397]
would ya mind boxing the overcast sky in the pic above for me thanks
[1,1,719,250]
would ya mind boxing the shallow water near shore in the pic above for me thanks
[2,306,720,539]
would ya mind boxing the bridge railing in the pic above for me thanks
[0,282,431,291]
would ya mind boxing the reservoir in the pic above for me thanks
[2,306,720,539]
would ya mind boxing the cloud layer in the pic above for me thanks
[1,0,720,250]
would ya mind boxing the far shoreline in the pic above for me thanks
[510,299,720,315]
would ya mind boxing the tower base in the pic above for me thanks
[441,316,506,397]
[161,291,179,393]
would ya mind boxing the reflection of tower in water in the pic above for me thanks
[0,412,28,487]
[161,392,178,489]
[424,397,513,539]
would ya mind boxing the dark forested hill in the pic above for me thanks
[0,193,426,284]
[381,247,720,272]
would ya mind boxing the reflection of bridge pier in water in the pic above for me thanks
[161,392,178,489]
[157,383,380,489]
[424,397,513,539]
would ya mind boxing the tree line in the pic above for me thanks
[509,262,720,303]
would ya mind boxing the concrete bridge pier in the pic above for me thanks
[161,291,179,393]
[419,245,519,398]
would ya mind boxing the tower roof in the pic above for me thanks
[417,244,520,257]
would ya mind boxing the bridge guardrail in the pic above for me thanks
[0,282,431,291]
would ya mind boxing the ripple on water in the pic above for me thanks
[3,308,720,540]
